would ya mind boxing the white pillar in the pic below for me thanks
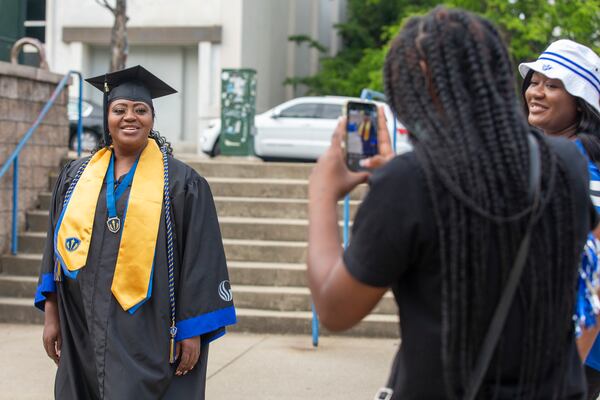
[68,41,86,97]
[310,0,320,76]
[45,0,58,72]
[285,0,297,100]
[329,0,342,57]
[198,41,212,113]
[197,41,213,154]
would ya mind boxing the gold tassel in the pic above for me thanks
[169,337,175,364]
[169,320,177,364]
[54,260,62,282]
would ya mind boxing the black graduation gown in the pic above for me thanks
[34,153,237,399]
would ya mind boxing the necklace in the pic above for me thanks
[106,153,139,233]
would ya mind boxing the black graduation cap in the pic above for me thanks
[85,65,177,143]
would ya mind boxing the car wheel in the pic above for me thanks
[70,130,100,152]
[211,137,221,157]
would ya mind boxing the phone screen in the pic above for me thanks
[346,101,378,171]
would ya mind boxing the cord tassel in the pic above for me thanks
[162,147,178,366]
[53,260,62,282]
[169,320,177,364]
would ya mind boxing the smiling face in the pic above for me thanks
[107,99,154,153]
[524,72,579,136]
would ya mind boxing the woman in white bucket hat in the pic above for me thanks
[520,39,600,400]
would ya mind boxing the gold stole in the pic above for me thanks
[55,140,164,311]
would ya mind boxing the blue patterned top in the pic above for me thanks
[573,139,600,370]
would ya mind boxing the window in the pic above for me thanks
[21,0,46,67]
[279,103,319,118]
[25,0,46,42]
[320,104,343,119]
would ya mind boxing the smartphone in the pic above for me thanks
[345,100,378,171]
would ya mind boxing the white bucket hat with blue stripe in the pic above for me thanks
[519,39,600,116]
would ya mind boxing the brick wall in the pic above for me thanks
[0,61,69,254]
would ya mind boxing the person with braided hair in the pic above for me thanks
[308,7,597,399]
[520,40,600,400]
[34,65,236,399]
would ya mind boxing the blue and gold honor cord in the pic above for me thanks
[161,147,177,364]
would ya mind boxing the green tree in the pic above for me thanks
[285,0,439,96]
[288,0,600,96]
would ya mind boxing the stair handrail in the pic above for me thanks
[0,70,84,255]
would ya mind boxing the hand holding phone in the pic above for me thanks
[345,100,379,171]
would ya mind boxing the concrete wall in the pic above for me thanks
[239,0,291,113]
[0,62,69,254]
[45,0,223,74]
[238,0,346,112]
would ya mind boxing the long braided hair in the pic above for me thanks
[384,7,580,399]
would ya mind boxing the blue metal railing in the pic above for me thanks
[0,70,83,255]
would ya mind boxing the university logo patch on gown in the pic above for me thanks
[65,237,80,252]
[218,280,233,302]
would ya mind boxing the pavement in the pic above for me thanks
[0,323,399,400]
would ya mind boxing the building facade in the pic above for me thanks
[43,0,346,151]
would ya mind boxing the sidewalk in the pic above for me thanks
[0,323,399,399]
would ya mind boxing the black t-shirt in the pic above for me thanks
[344,136,598,399]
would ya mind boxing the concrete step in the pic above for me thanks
[215,197,359,220]
[14,236,308,264]
[0,276,397,315]
[36,192,51,210]
[0,297,399,338]
[232,308,399,338]
[0,254,41,276]
[36,195,361,220]
[233,285,397,314]
[0,276,37,298]
[25,210,49,232]
[219,217,350,242]
[0,253,308,287]
[189,160,314,180]
[47,175,367,201]
[224,239,306,264]
[26,213,312,242]
[16,233,47,254]
[0,297,43,324]
[61,156,315,180]
[27,197,360,228]
[207,177,367,200]
[228,261,306,287]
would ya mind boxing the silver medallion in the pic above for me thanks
[107,217,121,233]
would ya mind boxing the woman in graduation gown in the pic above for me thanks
[34,65,237,399]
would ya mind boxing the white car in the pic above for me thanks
[198,96,411,160]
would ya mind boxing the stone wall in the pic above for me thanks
[0,61,69,254]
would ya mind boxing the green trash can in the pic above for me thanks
[220,68,257,156]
